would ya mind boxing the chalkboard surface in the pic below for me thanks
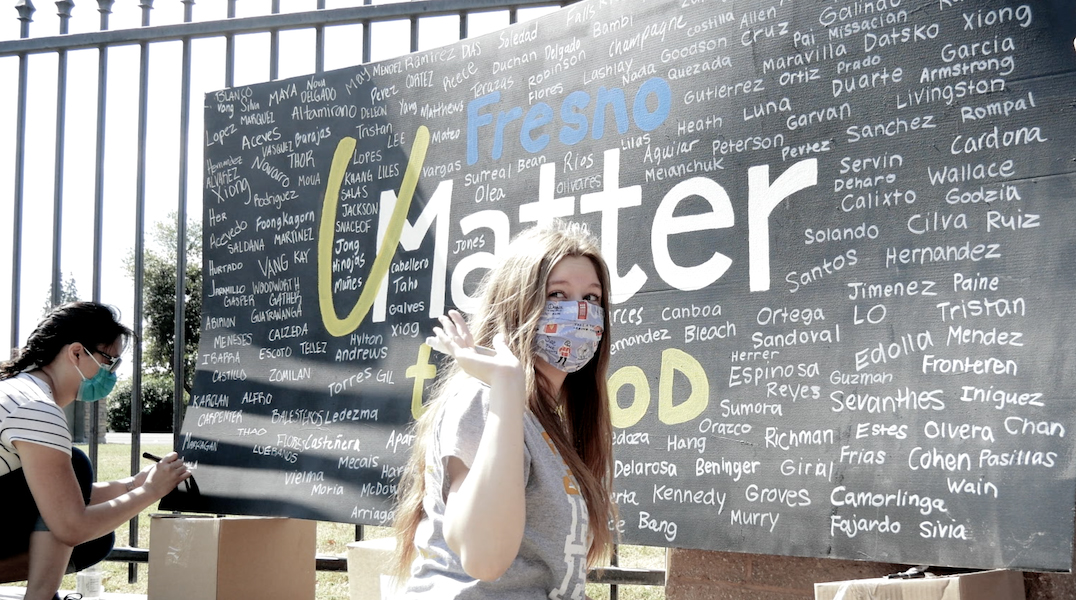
[181,0,1076,571]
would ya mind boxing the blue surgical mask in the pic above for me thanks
[535,300,605,373]
[76,351,118,402]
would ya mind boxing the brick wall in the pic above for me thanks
[666,549,1076,599]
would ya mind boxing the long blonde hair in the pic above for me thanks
[392,221,616,580]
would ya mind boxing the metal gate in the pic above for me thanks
[0,0,663,593]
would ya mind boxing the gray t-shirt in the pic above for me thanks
[400,380,590,600]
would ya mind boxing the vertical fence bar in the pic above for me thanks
[89,0,117,478]
[358,0,373,539]
[269,0,278,80]
[225,0,235,87]
[174,0,195,450]
[128,0,154,583]
[353,0,368,528]
[314,0,324,73]
[10,2,35,359]
[409,14,418,53]
[610,547,619,600]
[362,0,371,64]
[51,1,73,309]
[93,0,115,303]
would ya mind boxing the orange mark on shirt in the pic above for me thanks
[542,432,581,495]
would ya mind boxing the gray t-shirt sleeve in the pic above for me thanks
[403,380,587,599]
[437,384,487,470]
[433,382,531,502]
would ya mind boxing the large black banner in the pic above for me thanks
[181,0,1076,571]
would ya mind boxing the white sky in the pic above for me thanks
[0,0,558,356]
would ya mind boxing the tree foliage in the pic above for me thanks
[126,213,203,394]
[107,373,177,433]
[41,274,81,317]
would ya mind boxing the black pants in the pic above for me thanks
[0,447,115,572]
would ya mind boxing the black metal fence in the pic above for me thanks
[0,1,664,594]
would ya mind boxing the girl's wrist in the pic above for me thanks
[489,367,525,389]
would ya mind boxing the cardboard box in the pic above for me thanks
[149,515,316,600]
[815,569,1024,600]
[347,537,397,600]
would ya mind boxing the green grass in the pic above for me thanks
[586,544,667,600]
[22,442,664,599]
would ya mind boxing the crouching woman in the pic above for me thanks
[0,302,190,600]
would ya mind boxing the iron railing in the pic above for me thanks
[0,1,664,594]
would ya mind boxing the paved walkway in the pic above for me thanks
[0,587,145,599]
[103,432,174,445]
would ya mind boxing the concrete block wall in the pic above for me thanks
[666,549,1076,599]
[74,401,108,444]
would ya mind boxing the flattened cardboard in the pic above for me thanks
[347,537,396,600]
[148,515,219,600]
[149,515,315,600]
[814,569,1024,600]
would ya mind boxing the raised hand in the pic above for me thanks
[426,310,523,386]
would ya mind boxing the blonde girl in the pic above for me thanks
[393,222,616,599]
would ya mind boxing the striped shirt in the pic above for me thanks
[0,373,70,476]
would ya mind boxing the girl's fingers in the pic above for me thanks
[449,313,472,341]
[426,313,482,357]
[437,315,455,337]
[448,310,468,333]
[440,316,465,346]
[426,325,456,355]
[427,336,446,355]
[439,326,461,351]
[438,312,474,347]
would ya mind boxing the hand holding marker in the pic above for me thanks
[144,452,198,494]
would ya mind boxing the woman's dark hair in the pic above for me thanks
[1,302,134,379]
